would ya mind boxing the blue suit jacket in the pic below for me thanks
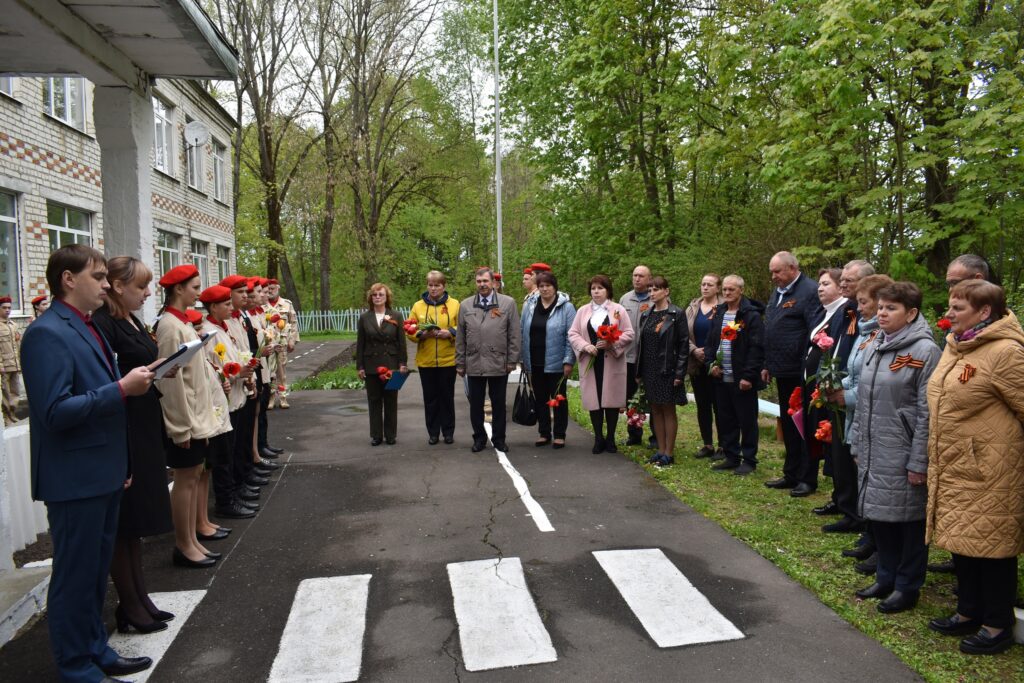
[21,300,128,502]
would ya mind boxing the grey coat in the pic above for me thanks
[456,293,521,376]
[852,315,940,522]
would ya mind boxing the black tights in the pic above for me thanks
[110,536,160,625]
[589,408,620,443]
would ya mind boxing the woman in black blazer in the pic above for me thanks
[91,256,175,633]
[355,283,408,445]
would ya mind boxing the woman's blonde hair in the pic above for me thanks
[105,256,153,319]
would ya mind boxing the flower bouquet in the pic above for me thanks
[807,330,847,441]
[582,324,623,376]
[787,386,805,439]
[376,365,393,381]
[624,382,649,429]
[814,419,832,443]
[403,317,440,336]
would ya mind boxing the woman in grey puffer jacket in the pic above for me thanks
[849,282,940,614]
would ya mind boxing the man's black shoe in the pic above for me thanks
[695,446,715,459]
[238,490,260,502]
[371,438,383,446]
[246,475,270,487]
[822,516,864,533]
[878,590,919,614]
[789,483,816,497]
[959,626,1015,655]
[855,552,878,575]
[214,503,256,519]
[855,582,893,600]
[471,441,487,453]
[101,656,152,676]
[266,446,285,455]
[842,542,876,560]
[734,462,756,475]
[711,459,739,470]
[813,501,840,516]
[492,441,508,452]
[259,447,281,459]
[238,499,260,511]
[764,477,796,489]
[444,435,454,444]
[257,458,281,469]
[928,559,955,573]
[428,436,440,445]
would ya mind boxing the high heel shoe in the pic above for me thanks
[172,547,215,568]
[115,605,168,634]
[148,608,175,623]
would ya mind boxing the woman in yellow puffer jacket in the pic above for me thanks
[925,280,1024,656]
[407,270,460,445]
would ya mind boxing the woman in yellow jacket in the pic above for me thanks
[407,270,460,445]
[925,280,1024,655]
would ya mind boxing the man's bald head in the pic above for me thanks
[769,251,800,288]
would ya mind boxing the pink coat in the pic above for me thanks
[568,301,635,410]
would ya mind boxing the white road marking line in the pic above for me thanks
[482,422,554,532]
[268,575,372,683]
[447,558,557,672]
[106,590,207,683]
[593,549,743,648]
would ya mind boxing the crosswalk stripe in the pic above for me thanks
[106,590,207,683]
[268,575,372,683]
[593,549,744,648]
[447,558,557,672]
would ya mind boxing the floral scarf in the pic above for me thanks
[954,319,992,343]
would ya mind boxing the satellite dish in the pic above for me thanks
[184,121,211,148]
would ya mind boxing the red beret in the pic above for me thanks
[523,267,533,275]
[246,277,256,292]
[258,277,270,287]
[219,275,248,290]
[31,295,47,306]
[0,296,11,305]
[530,262,551,272]
[185,308,204,325]
[158,264,199,288]
[267,278,279,286]
[199,285,232,305]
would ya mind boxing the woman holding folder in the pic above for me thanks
[356,283,408,445]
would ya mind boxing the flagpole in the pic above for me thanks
[492,0,503,280]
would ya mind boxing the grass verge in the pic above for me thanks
[291,364,362,391]
[566,389,1024,682]
[300,331,357,341]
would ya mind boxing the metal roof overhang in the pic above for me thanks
[0,0,238,95]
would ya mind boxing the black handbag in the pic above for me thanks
[512,372,538,426]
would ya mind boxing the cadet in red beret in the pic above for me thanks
[158,264,199,289]
[522,268,537,304]
[29,294,49,325]
[0,294,20,423]
[218,274,247,291]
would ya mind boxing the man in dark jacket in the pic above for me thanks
[762,251,823,495]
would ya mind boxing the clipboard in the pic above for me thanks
[153,333,211,379]
[384,371,410,391]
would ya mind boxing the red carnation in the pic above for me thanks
[376,365,390,375]
[937,317,952,331]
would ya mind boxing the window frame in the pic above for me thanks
[43,77,86,130]
[0,77,14,97]
[153,97,175,176]
[155,230,181,282]
[0,191,22,311]
[45,201,92,253]
[191,239,209,288]
[212,140,227,202]
[185,118,204,192]
[216,245,230,282]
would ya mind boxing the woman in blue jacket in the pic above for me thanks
[520,271,577,448]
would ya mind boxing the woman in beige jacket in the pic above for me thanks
[156,265,222,569]
[925,280,1024,655]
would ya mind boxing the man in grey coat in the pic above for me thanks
[457,267,521,453]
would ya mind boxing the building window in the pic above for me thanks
[216,245,230,282]
[0,77,13,97]
[153,97,174,175]
[45,201,91,252]
[43,77,86,130]
[185,118,204,191]
[156,230,181,281]
[0,192,21,310]
[191,239,209,287]
[212,141,227,202]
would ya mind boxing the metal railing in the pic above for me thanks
[296,307,412,334]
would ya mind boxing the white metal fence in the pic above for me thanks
[296,307,412,334]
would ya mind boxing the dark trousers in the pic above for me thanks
[419,366,456,438]
[46,490,122,682]
[714,381,759,466]
[777,375,814,485]
[468,375,508,444]
[953,554,1019,628]
[830,436,860,520]
[257,383,270,450]
[232,398,257,489]
[625,362,648,443]
[213,411,243,507]
[365,374,398,441]
[532,367,569,439]
[872,519,928,592]
[690,370,719,446]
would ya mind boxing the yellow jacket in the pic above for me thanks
[408,294,459,368]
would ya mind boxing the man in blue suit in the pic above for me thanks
[21,245,157,682]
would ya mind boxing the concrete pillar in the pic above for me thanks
[92,86,156,320]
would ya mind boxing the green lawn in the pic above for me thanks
[566,390,1024,683]
[290,364,362,391]
[300,331,357,341]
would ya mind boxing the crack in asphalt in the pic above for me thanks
[481,491,509,560]
[440,626,463,682]
[421,457,438,499]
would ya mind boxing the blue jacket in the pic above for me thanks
[520,291,577,372]
[21,300,128,502]
[763,272,823,377]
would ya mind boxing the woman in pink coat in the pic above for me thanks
[569,275,635,453]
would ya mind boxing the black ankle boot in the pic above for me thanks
[592,437,606,454]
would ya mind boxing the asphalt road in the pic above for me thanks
[0,343,919,682]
